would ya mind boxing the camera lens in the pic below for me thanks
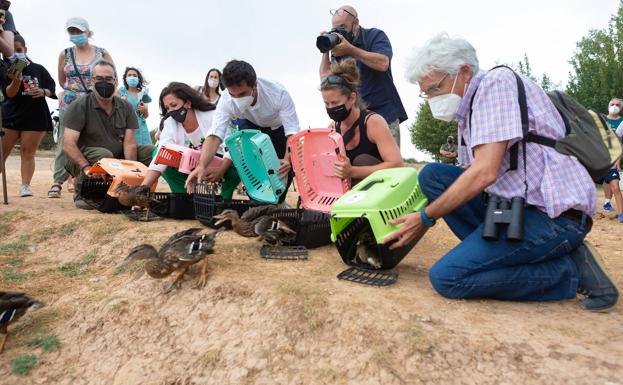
[316,33,341,53]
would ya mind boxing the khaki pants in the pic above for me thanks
[64,145,154,195]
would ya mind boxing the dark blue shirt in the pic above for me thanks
[332,27,407,124]
[4,11,16,33]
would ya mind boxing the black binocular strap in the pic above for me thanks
[469,65,530,197]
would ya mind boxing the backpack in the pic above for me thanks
[470,66,623,182]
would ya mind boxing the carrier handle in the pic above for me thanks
[358,179,384,191]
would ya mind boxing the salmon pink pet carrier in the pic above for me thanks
[154,143,223,174]
[287,128,350,213]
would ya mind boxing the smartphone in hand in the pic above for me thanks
[9,58,28,74]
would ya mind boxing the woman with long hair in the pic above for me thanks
[140,82,226,193]
[200,68,223,105]
[320,58,402,183]
[118,66,152,145]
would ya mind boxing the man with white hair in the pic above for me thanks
[383,33,619,312]
[319,5,406,147]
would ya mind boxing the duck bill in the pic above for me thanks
[212,216,228,226]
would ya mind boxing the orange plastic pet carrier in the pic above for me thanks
[81,158,153,212]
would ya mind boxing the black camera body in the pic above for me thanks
[482,194,525,241]
[316,25,349,53]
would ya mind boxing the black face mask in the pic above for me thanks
[326,104,351,122]
[94,81,115,99]
[169,106,188,123]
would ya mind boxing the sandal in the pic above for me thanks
[48,183,62,198]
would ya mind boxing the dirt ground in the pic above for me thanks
[0,154,622,385]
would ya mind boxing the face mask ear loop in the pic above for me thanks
[449,73,458,95]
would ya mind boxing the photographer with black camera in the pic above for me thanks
[318,5,406,147]
[384,33,619,312]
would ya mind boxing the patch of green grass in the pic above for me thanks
[34,220,83,242]
[277,284,328,331]
[0,222,13,237]
[0,210,28,234]
[33,226,57,242]
[2,268,26,281]
[92,218,127,239]
[0,235,30,257]
[28,334,60,352]
[58,221,80,236]
[80,251,97,265]
[401,322,433,354]
[7,257,24,266]
[58,262,84,278]
[114,261,142,276]
[58,251,97,278]
[10,354,38,375]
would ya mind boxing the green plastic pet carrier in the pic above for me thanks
[330,167,428,270]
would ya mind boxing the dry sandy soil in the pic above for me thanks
[0,154,622,385]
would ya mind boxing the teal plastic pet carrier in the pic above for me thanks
[225,129,286,204]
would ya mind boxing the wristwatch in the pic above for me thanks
[420,208,436,227]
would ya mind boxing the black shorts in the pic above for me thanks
[597,168,621,184]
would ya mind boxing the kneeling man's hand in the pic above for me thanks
[383,212,427,250]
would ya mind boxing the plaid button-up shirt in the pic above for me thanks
[456,68,596,218]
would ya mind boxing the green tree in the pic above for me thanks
[514,53,557,91]
[540,73,554,92]
[516,53,537,82]
[567,1,623,112]
[409,101,457,161]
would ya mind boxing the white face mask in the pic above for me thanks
[428,75,461,122]
[232,94,254,112]
[207,78,219,89]
[609,105,620,115]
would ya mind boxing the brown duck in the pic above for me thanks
[119,228,219,291]
[0,292,44,353]
[114,182,160,221]
[213,205,296,245]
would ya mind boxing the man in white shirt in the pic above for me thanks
[186,60,300,202]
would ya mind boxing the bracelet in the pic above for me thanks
[420,208,436,227]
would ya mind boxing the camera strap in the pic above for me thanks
[67,47,89,93]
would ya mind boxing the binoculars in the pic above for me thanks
[482,194,525,241]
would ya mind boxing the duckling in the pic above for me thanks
[213,207,296,244]
[213,209,263,238]
[254,216,296,245]
[114,182,160,221]
[0,292,44,353]
[119,228,219,292]
[355,229,382,269]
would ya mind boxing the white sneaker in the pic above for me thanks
[19,184,33,197]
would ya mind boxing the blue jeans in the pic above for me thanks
[420,163,589,301]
